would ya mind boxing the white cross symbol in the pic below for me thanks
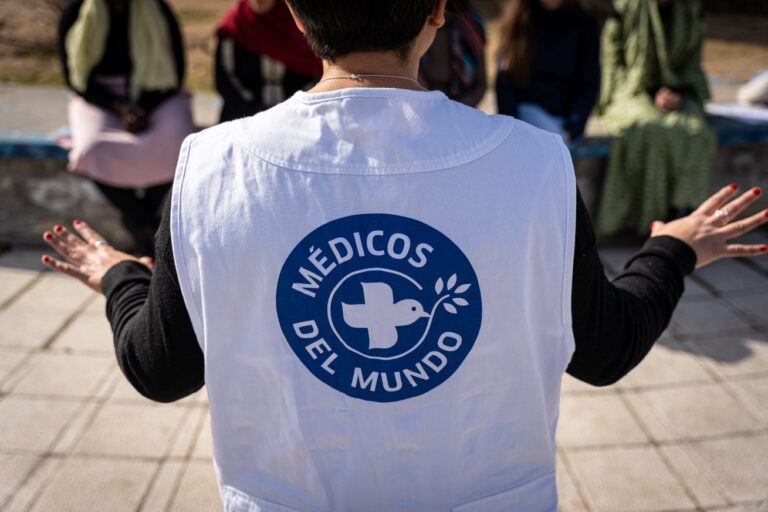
[341,282,429,350]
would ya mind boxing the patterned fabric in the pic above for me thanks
[419,9,487,107]
[216,0,322,79]
[596,0,716,235]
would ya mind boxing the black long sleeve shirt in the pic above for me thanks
[495,4,601,138]
[100,191,696,402]
[58,0,185,114]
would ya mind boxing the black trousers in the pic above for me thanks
[95,182,171,257]
[215,36,315,122]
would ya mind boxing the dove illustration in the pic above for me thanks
[342,282,429,350]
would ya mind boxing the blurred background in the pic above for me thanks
[2,0,768,89]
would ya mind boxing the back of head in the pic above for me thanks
[285,0,443,61]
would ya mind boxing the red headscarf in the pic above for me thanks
[217,0,322,78]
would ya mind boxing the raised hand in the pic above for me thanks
[41,221,152,293]
[651,184,768,269]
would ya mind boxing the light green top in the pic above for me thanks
[599,0,710,112]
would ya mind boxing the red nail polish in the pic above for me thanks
[650,222,655,231]
[42,255,51,263]
[44,233,53,240]
[754,188,762,196]
[764,211,768,218]
[74,220,82,226]
[54,225,63,233]
[761,246,768,253]
[730,183,739,190]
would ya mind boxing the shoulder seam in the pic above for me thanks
[241,115,517,176]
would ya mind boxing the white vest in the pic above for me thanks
[171,88,576,512]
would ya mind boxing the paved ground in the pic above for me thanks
[1,237,767,512]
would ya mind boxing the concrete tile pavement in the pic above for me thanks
[0,242,767,511]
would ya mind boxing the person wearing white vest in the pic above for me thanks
[41,0,768,510]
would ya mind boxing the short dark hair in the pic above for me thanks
[286,0,441,61]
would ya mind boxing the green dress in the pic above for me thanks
[596,0,716,236]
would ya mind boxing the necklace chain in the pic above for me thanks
[317,73,422,87]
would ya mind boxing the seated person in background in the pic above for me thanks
[495,0,600,140]
[58,0,194,256]
[418,1,487,107]
[215,0,322,122]
[597,0,716,236]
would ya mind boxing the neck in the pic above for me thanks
[310,51,425,93]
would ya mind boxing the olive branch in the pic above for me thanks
[434,274,471,314]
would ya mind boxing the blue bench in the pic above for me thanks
[569,115,768,160]
[1,115,767,163]
[0,135,69,161]
[1,110,766,246]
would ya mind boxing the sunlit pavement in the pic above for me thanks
[1,238,767,512]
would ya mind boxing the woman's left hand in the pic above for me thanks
[655,87,683,112]
[122,106,148,134]
[651,184,768,269]
[41,221,153,293]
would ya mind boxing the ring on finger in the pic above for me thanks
[93,239,108,248]
[714,209,729,226]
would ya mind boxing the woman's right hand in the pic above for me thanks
[114,102,148,133]
[41,221,151,293]
[651,184,768,269]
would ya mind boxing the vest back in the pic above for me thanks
[171,89,576,511]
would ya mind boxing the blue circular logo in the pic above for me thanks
[276,214,482,402]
